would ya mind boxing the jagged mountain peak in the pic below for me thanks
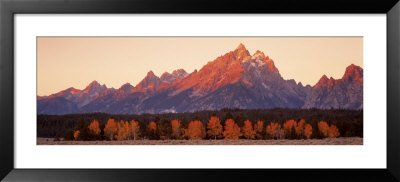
[304,64,363,110]
[160,69,189,84]
[315,64,363,88]
[171,44,284,94]
[83,80,107,93]
[160,72,170,78]
[65,87,81,94]
[146,70,157,77]
[112,82,134,98]
[134,70,161,91]
[251,50,267,60]
[87,80,100,87]
[120,82,134,89]
[342,64,363,83]
[316,75,336,87]
[172,69,188,77]
[315,75,329,88]
[236,43,247,51]
[241,49,277,73]
[233,43,251,61]
[344,64,362,75]
[51,87,81,98]
[141,70,160,82]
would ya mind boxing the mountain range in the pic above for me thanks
[37,43,363,115]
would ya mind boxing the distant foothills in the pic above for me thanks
[37,43,363,115]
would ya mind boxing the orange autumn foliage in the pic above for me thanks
[186,120,206,140]
[129,120,140,140]
[254,120,264,139]
[295,119,305,137]
[147,121,158,140]
[318,121,330,137]
[116,120,130,141]
[318,121,340,138]
[171,119,181,139]
[104,118,118,140]
[283,119,297,134]
[242,120,255,139]
[147,121,157,134]
[73,130,80,140]
[206,116,223,140]
[88,119,101,136]
[304,124,313,139]
[328,125,340,138]
[266,122,284,139]
[223,119,241,140]
[79,116,340,141]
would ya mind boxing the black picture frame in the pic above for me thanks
[1,0,399,181]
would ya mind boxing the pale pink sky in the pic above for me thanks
[37,37,363,96]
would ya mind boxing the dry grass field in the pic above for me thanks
[37,137,362,145]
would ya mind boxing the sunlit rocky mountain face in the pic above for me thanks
[303,64,363,110]
[37,44,363,115]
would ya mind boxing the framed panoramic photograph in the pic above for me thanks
[36,37,363,145]
[1,0,400,181]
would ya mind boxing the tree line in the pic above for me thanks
[64,116,342,141]
[38,108,362,140]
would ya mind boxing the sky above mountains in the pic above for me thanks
[37,37,363,96]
